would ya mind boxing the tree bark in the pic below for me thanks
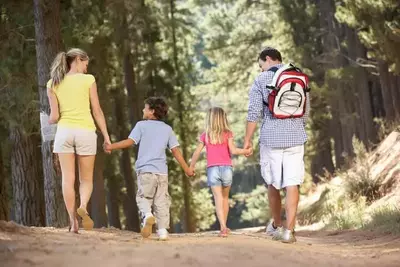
[0,144,9,221]
[317,0,354,166]
[113,90,140,232]
[345,27,377,145]
[106,168,122,229]
[124,53,142,128]
[378,60,396,121]
[388,72,400,120]
[170,0,196,232]
[33,0,68,227]
[90,134,108,228]
[10,127,45,226]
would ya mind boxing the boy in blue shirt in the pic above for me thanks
[105,97,193,240]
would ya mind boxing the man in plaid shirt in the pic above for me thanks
[244,47,310,243]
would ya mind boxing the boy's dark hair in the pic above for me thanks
[144,97,168,120]
[259,47,282,62]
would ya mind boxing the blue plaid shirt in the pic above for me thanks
[247,63,310,148]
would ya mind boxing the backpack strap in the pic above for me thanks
[264,66,279,107]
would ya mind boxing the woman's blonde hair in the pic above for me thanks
[50,48,89,88]
[205,107,231,144]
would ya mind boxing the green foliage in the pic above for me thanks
[326,195,366,230]
[364,206,400,234]
[192,188,216,230]
[0,1,39,134]
[374,118,400,142]
[336,0,400,72]
[233,185,269,224]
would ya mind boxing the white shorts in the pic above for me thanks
[53,127,97,155]
[260,144,305,189]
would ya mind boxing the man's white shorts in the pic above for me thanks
[260,144,305,190]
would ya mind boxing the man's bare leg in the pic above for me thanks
[268,185,282,227]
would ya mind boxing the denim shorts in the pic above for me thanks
[207,166,233,187]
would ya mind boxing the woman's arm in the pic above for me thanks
[89,82,110,144]
[228,138,252,155]
[189,142,205,169]
[47,87,59,124]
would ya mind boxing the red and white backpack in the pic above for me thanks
[264,63,310,119]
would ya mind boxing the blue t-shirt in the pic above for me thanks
[129,120,179,174]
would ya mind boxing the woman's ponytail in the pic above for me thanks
[50,52,68,88]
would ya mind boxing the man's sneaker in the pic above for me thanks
[157,228,169,241]
[273,228,296,243]
[140,213,156,238]
[266,221,281,236]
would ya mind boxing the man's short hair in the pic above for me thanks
[259,47,282,62]
[144,97,168,120]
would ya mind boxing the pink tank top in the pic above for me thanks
[200,131,233,168]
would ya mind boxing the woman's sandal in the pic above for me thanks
[77,208,94,230]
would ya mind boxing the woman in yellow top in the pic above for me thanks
[47,48,110,233]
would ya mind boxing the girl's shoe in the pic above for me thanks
[218,228,228,238]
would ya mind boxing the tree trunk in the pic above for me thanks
[33,0,67,227]
[113,90,140,232]
[369,78,385,119]
[90,134,108,228]
[388,72,400,120]
[124,53,142,128]
[0,144,9,221]
[378,60,396,121]
[345,27,377,145]
[10,127,45,226]
[170,0,196,232]
[317,0,354,166]
[106,169,122,229]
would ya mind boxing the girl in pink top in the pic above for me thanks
[190,107,251,237]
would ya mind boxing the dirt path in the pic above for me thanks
[1,221,399,267]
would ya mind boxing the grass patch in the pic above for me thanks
[364,206,400,234]
[326,196,366,230]
[342,137,384,203]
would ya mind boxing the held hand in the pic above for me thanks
[243,139,253,157]
[245,147,253,157]
[185,167,195,177]
[103,139,112,154]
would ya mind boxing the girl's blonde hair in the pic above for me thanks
[50,48,89,88]
[205,107,231,144]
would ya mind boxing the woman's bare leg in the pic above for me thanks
[58,153,78,232]
[76,154,95,230]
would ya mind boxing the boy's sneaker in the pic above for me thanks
[273,228,296,243]
[266,221,281,236]
[140,213,156,238]
[157,228,169,241]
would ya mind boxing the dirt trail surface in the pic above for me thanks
[1,221,399,267]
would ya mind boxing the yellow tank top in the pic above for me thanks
[47,74,96,130]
